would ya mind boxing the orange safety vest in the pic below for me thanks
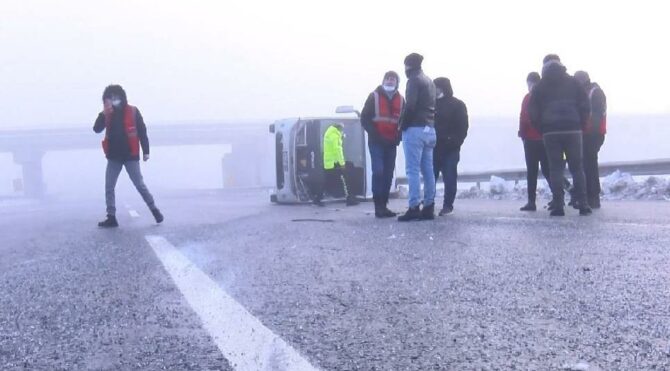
[586,86,607,135]
[372,91,403,142]
[102,105,140,157]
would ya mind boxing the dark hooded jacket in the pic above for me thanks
[401,68,436,129]
[93,86,149,161]
[434,78,468,152]
[529,63,590,134]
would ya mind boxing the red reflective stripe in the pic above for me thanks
[125,105,140,156]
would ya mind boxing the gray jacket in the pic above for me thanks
[401,69,436,129]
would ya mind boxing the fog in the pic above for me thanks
[1,0,669,197]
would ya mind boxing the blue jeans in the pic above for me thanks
[368,140,397,200]
[402,126,436,208]
[434,149,460,209]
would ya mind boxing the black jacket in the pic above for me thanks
[529,63,590,134]
[360,86,404,146]
[401,69,436,129]
[434,94,468,152]
[93,105,149,161]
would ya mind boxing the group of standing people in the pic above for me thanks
[521,54,607,216]
[360,53,469,221]
[353,52,607,220]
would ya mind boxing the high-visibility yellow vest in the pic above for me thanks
[323,125,345,170]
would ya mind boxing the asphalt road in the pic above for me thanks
[2,190,670,370]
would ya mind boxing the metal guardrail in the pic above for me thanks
[395,158,670,188]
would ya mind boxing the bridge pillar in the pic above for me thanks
[13,150,45,198]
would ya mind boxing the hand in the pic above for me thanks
[103,99,113,115]
[143,154,150,162]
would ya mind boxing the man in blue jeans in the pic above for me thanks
[360,71,405,218]
[398,53,437,222]
[433,77,468,216]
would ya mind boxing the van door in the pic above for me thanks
[293,120,322,202]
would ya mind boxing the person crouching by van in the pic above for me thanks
[93,84,163,227]
[360,71,404,218]
[518,72,551,211]
[312,123,360,207]
[433,77,468,216]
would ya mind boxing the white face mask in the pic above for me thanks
[111,99,122,107]
[382,84,396,93]
[436,92,445,99]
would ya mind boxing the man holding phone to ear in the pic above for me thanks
[93,84,163,228]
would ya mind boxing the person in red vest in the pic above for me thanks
[574,70,607,209]
[360,71,404,218]
[518,72,551,211]
[93,85,163,227]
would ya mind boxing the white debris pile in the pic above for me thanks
[394,172,670,201]
[601,170,670,200]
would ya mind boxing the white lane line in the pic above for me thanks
[145,235,319,371]
[128,210,140,218]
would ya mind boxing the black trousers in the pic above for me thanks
[583,133,605,199]
[543,132,587,207]
[522,139,550,204]
[312,166,351,201]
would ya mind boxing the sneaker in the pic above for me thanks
[98,215,119,228]
[550,207,565,217]
[398,206,422,222]
[520,203,536,212]
[151,208,164,223]
[420,203,435,220]
[438,206,454,216]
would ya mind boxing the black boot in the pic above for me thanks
[438,205,453,216]
[589,196,601,209]
[549,198,564,216]
[520,202,536,211]
[420,203,435,220]
[380,196,397,217]
[151,208,164,223]
[398,206,422,222]
[550,207,565,216]
[374,197,385,218]
[98,215,119,228]
[346,196,360,206]
[579,206,593,216]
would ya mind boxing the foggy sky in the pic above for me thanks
[1,0,668,129]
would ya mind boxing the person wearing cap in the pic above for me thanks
[312,123,359,206]
[519,72,551,211]
[574,70,607,209]
[433,77,468,216]
[360,71,405,218]
[398,52,437,222]
[529,54,592,216]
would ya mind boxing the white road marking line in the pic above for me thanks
[129,210,140,218]
[145,235,319,371]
